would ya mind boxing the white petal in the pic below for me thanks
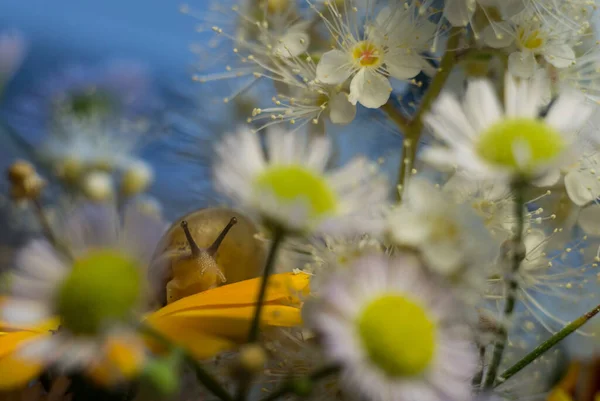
[316,50,353,85]
[388,208,430,247]
[565,170,600,206]
[545,89,593,136]
[462,79,503,133]
[532,168,560,187]
[482,22,514,48]
[443,0,475,26]
[423,242,463,275]
[385,51,423,80]
[508,51,537,78]
[578,205,600,236]
[544,44,576,69]
[348,68,391,109]
[328,91,356,124]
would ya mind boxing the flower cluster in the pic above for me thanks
[3,0,600,401]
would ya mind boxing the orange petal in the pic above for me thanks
[150,272,310,319]
[0,331,47,390]
[147,304,302,356]
[88,337,146,386]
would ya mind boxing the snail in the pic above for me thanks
[149,208,267,306]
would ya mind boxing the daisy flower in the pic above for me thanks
[0,202,166,385]
[213,126,388,235]
[386,178,497,279]
[306,253,477,401]
[315,1,436,108]
[422,73,594,184]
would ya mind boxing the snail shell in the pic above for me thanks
[149,208,267,306]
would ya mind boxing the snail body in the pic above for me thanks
[149,208,267,305]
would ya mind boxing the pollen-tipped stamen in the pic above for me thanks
[207,217,238,257]
[181,220,201,256]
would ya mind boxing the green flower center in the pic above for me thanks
[56,250,141,335]
[476,118,565,171]
[357,294,436,377]
[254,165,338,220]
[352,41,382,68]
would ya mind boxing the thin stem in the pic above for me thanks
[482,178,527,390]
[259,364,340,401]
[247,230,285,343]
[141,324,234,401]
[394,27,463,202]
[496,303,600,386]
[381,102,410,132]
[235,230,285,401]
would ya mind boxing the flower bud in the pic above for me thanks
[238,344,267,374]
[81,171,114,201]
[7,160,46,200]
[120,160,153,197]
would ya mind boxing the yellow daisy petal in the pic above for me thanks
[0,332,47,390]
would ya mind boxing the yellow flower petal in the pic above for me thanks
[0,331,47,390]
[150,272,310,319]
[88,337,146,386]
[145,274,307,360]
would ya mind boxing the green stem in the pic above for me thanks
[141,325,234,401]
[482,178,527,390]
[259,364,340,401]
[247,230,285,343]
[235,230,285,401]
[393,27,462,202]
[496,303,600,386]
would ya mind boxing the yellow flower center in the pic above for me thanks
[352,41,382,68]
[267,0,289,14]
[357,294,436,377]
[56,250,141,335]
[476,118,565,171]
[517,28,544,50]
[254,165,338,220]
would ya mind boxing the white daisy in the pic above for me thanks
[306,253,477,401]
[314,1,436,108]
[2,202,166,379]
[386,178,497,279]
[422,73,594,184]
[213,126,388,235]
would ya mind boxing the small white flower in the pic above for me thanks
[2,203,166,377]
[387,178,497,278]
[422,73,593,184]
[482,10,578,78]
[213,126,388,235]
[250,55,356,130]
[563,151,600,207]
[307,253,477,401]
[315,2,435,108]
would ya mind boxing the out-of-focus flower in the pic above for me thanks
[307,253,477,401]
[422,73,593,185]
[315,2,435,108]
[0,30,27,86]
[4,61,160,139]
[214,126,388,235]
[386,178,497,283]
[6,160,46,202]
[0,202,166,388]
[81,171,114,202]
